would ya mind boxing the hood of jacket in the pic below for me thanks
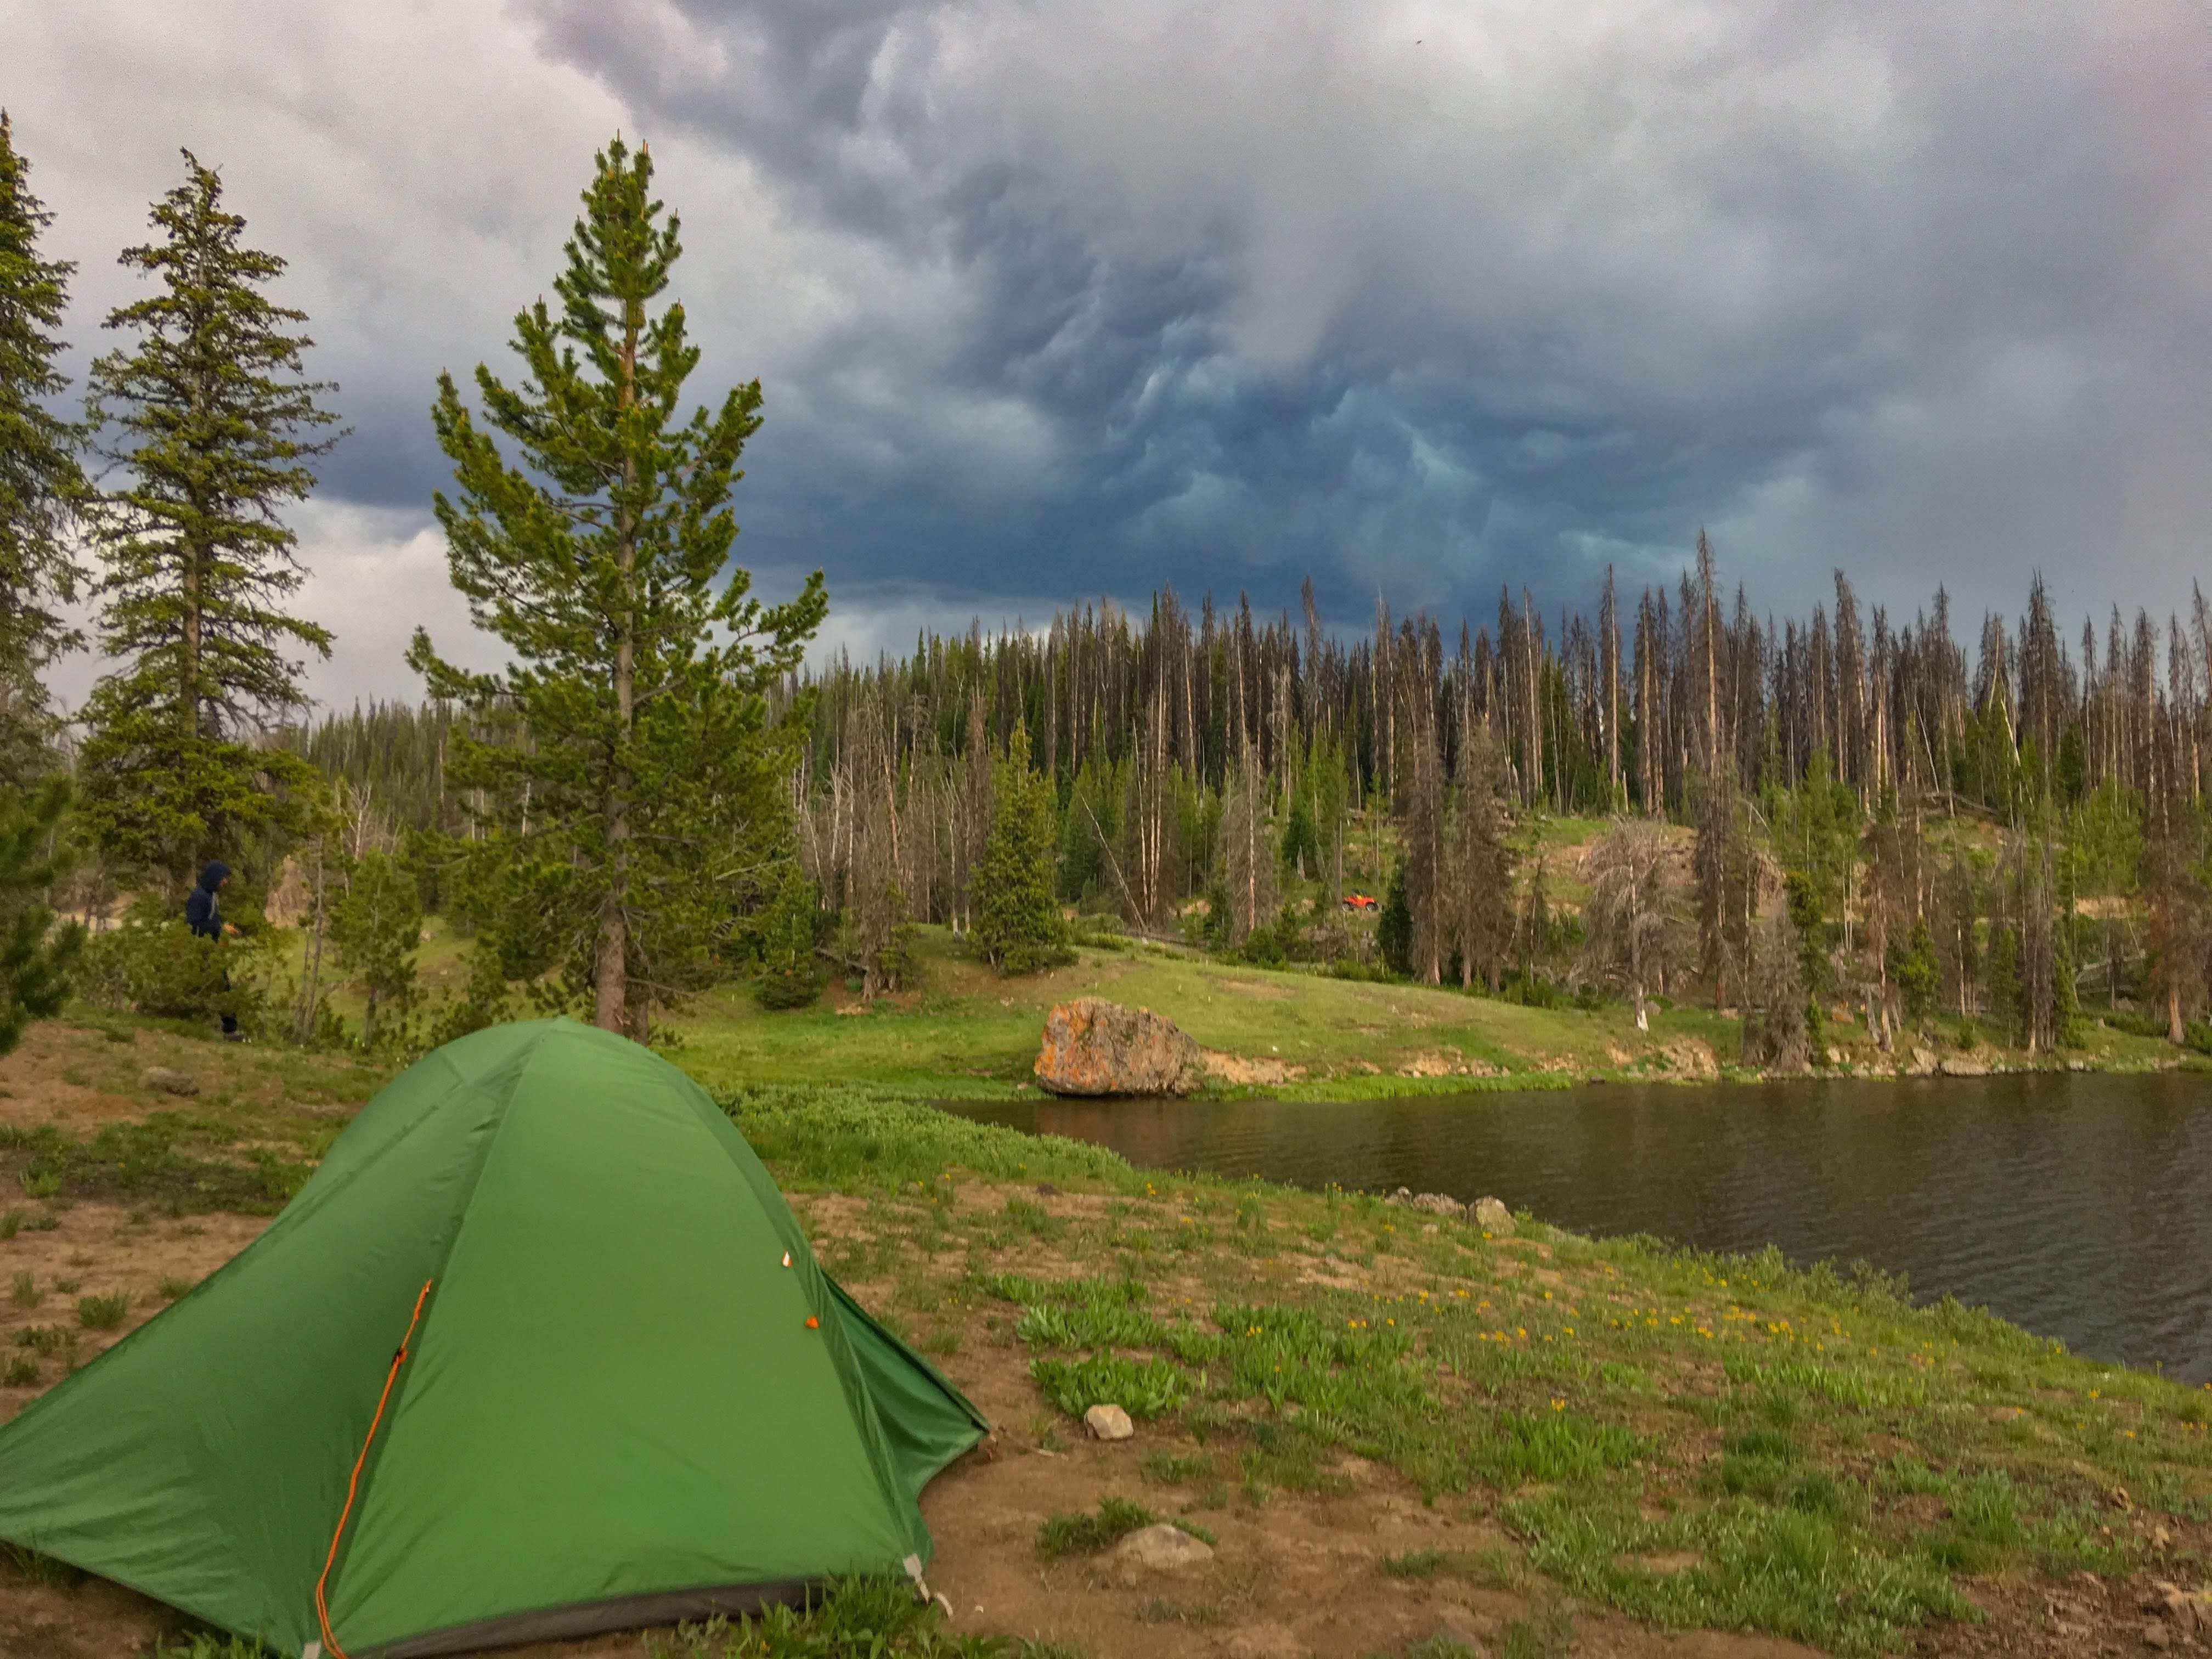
[195,860,231,895]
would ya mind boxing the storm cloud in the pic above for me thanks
[9,1,2208,705]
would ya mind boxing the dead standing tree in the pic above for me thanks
[1448,713,1516,992]
[1576,820,1684,1030]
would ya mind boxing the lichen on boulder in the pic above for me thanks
[1032,997,1203,1097]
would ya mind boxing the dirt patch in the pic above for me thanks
[0,1201,266,1424]
[0,1022,155,1129]
[1217,980,1296,1001]
[1203,1050,1307,1086]
[1394,1048,1505,1080]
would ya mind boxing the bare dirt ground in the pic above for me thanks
[0,1040,2202,1658]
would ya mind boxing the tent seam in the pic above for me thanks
[317,1022,569,1633]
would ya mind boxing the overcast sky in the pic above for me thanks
[10,2,2209,710]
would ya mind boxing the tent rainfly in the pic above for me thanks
[0,1018,986,1658]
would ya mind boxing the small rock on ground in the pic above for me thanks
[142,1066,198,1097]
[1084,1403,1134,1441]
[1112,1523,1212,1571]
[1470,1196,1515,1236]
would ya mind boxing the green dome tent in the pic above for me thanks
[0,1019,987,1658]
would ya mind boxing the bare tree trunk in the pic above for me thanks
[296,838,326,1045]
[594,294,644,1033]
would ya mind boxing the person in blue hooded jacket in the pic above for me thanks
[183,860,242,1039]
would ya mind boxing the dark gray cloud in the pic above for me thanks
[523,0,2211,630]
[9,0,2209,705]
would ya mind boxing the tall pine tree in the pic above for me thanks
[411,137,825,1034]
[0,776,83,1053]
[78,151,339,885]
[0,112,86,778]
[973,726,1068,974]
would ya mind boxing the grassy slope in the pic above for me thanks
[259,807,2193,1099]
[669,927,1725,1099]
[3,1018,2207,1656]
[661,924,2185,1102]
[742,1085,2212,1655]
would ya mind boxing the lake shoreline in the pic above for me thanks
[945,1066,2212,1386]
[1155,1044,2208,1105]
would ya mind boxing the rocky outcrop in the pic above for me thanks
[1033,999,1203,1097]
[142,1066,199,1097]
[1380,1188,1517,1237]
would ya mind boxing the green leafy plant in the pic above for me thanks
[1030,1353,1190,1420]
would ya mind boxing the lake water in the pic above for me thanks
[943,1071,2212,1383]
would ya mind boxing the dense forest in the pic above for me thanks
[292,540,2212,1059]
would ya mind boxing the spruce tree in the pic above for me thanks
[410,138,826,1035]
[0,113,86,777]
[973,726,1067,974]
[754,862,823,1010]
[78,151,338,884]
[328,848,422,1048]
[0,776,83,1053]
[1376,856,1413,977]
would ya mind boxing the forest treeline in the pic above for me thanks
[292,535,2212,1059]
[7,102,2209,1064]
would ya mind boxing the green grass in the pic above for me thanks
[709,1080,2212,1652]
[659,918,2187,1099]
[2,1540,86,1589]
[1035,1496,1158,1559]
[641,1576,1013,1657]
[76,1291,131,1330]
[666,926,1790,1099]
[9,988,2208,1657]
[0,1116,315,1215]
[9,1270,36,1307]
[1029,1352,1190,1419]
[1139,1449,1214,1486]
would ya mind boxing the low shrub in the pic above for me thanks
[77,1292,131,1330]
[78,919,269,1031]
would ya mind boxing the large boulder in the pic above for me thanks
[1033,998,1203,1096]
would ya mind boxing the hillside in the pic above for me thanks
[663,924,2186,1102]
[1,1017,2207,1658]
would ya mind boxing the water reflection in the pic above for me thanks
[945,1071,2212,1382]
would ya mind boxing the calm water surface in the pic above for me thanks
[944,1072,2212,1382]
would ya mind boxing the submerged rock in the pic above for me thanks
[1032,998,1203,1097]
